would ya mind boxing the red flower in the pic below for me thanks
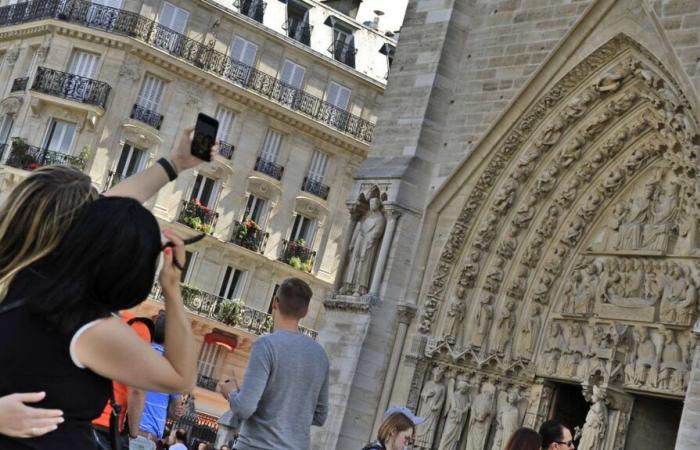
[27,162,40,171]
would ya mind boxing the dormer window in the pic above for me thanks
[284,0,312,46]
[325,17,356,68]
[235,0,266,23]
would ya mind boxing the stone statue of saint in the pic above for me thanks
[624,327,657,387]
[415,366,447,449]
[443,297,465,346]
[471,294,494,350]
[543,323,566,374]
[492,300,516,356]
[658,330,685,391]
[465,388,495,450]
[561,322,587,378]
[490,389,521,450]
[516,304,541,360]
[341,197,386,296]
[578,386,607,450]
[660,265,687,323]
[438,376,471,450]
[616,184,654,250]
[643,182,679,251]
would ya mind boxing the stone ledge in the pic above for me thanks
[323,293,376,312]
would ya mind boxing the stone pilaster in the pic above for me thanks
[675,320,700,450]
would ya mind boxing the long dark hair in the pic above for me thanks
[505,427,542,450]
[24,196,161,333]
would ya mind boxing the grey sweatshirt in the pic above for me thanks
[228,330,330,450]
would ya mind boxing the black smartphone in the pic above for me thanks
[191,113,218,162]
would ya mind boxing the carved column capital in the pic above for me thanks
[397,302,417,324]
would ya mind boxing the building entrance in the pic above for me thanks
[625,395,682,450]
[549,383,588,446]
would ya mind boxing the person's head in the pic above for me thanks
[152,311,166,344]
[175,428,187,443]
[197,443,212,450]
[539,420,574,450]
[25,196,161,333]
[272,277,312,321]
[219,446,230,450]
[504,427,542,450]
[377,407,424,450]
[0,165,98,300]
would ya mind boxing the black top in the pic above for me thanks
[0,272,111,449]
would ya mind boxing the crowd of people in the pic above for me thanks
[0,123,580,450]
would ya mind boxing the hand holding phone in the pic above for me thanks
[191,113,219,162]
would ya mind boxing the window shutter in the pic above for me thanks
[137,75,165,111]
[260,129,282,162]
[326,81,351,109]
[68,51,98,78]
[230,36,257,67]
[280,59,305,89]
[308,150,328,182]
[215,106,235,142]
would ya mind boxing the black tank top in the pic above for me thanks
[0,272,111,449]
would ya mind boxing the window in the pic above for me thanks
[290,214,315,245]
[0,114,13,145]
[330,24,356,67]
[68,50,99,78]
[44,120,76,154]
[285,1,311,45]
[114,143,146,178]
[325,81,351,110]
[229,36,257,67]
[197,342,222,378]
[158,1,189,33]
[244,194,268,226]
[279,59,305,89]
[219,266,246,300]
[259,129,282,163]
[239,0,265,23]
[307,150,329,183]
[191,174,218,208]
[215,105,235,143]
[137,74,165,112]
[180,250,195,283]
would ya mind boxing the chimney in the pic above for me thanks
[371,10,384,30]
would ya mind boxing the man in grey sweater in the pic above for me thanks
[220,278,329,450]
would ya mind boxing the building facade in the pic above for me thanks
[322,0,700,450]
[0,0,402,431]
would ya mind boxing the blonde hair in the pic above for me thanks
[0,165,98,300]
[376,413,414,447]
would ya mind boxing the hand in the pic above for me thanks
[0,392,64,438]
[159,229,185,296]
[219,376,239,400]
[170,126,219,172]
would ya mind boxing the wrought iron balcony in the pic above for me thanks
[130,104,163,130]
[3,139,87,171]
[219,140,234,160]
[196,374,219,391]
[10,76,28,92]
[254,157,284,180]
[280,239,315,273]
[0,0,375,143]
[231,219,268,253]
[301,177,330,200]
[233,0,266,23]
[328,39,357,68]
[30,66,111,108]
[283,17,311,46]
[178,199,218,234]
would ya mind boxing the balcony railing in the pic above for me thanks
[3,139,87,171]
[234,0,266,23]
[219,140,234,160]
[130,104,163,130]
[30,66,111,108]
[254,157,284,180]
[280,239,315,273]
[10,76,28,92]
[329,39,357,68]
[196,374,219,391]
[0,0,375,143]
[231,219,268,253]
[178,199,218,234]
[283,17,311,46]
[301,177,330,200]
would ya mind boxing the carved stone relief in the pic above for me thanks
[415,365,447,449]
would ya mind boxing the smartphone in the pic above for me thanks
[191,113,218,162]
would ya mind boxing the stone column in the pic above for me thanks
[675,320,700,450]
[369,208,401,296]
[371,303,416,436]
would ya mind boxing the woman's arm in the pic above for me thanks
[73,230,197,392]
[104,127,217,203]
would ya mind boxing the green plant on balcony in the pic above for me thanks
[262,315,273,333]
[181,198,215,233]
[218,298,244,327]
[180,285,201,310]
[284,239,313,273]
[235,214,262,250]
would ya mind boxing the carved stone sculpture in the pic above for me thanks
[471,294,494,350]
[492,300,516,355]
[465,388,495,450]
[517,304,541,360]
[578,386,608,450]
[615,183,654,250]
[443,297,465,346]
[484,257,506,293]
[543,323,566,374]
[660,265,697,325]
[490,389,522,450]
[460,250,482,288]
[657,330,685,391]
[643,182,679,251]
[416,366,447,449]
[437,376,471,450]
[624,326,657,387]
[561,322,587,378]
[341,197,386,296]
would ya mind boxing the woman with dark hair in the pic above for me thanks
[0,197,197,449]
[504,427,542,450]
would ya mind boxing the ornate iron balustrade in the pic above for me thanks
[4,140,86,171]
[31,66,111,108]
[231,219,268,253]
[254,157,284,180]
[0,0,375,143]
[130,104,163,130]
[301,177,330,200]
[196,374,219,391]
[167,413,218,447]
[219,140,234,160]
[299,326,318,339]
[283,17,311,46]
[280,239,316,272]
[233,0,266,23]
[328,39,357,68]
[178,199,218,234]
[10,76,28,92]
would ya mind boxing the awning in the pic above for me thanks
[204,331,238,351]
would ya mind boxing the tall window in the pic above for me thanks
[244,194,268,226]
[259,129,282,163]
[158,1,189,33]
[239,0,265,22]
[286,1,311,45]
[279,59,305,89]
[230,36,257,67]
[325,81,351,110]
[137,74,165,112]
[290,214,315,245]
[114,143,146,179]
[330,24,355,67]
[44,120,76,154]
[307,150,329,183]
[197,342,222,378]
[267,283,279,314]
[68,50,99,78]
[191,174,218,208]
[180,250,195,283]
[215,105,235,143]
[219,266,246,300]
[0,114,13,145]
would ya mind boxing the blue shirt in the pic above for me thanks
[138,343,180,438]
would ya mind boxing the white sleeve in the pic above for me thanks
[69,318,107,369]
